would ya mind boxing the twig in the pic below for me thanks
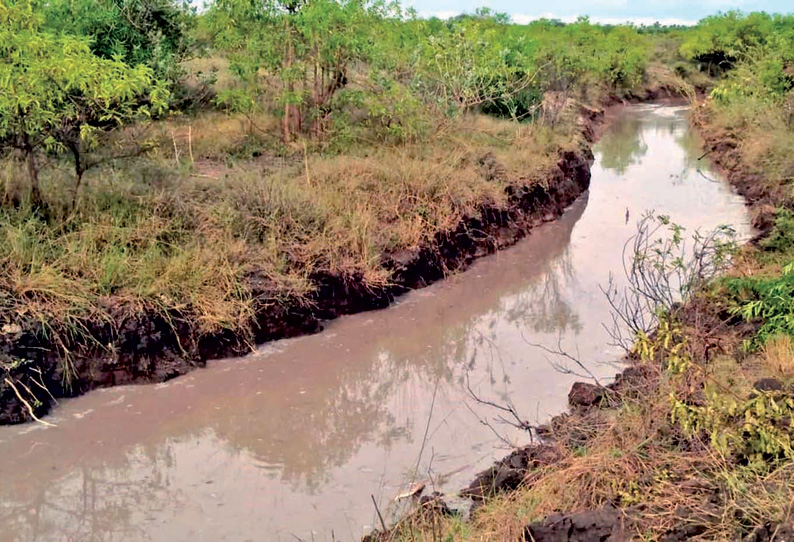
[188,125,194,165]
[522,333,602,386]
[413,377,440,480]
[303,141,312,187]
[463,400,516,448]
[696,169,720,183]
[371,494,387,532]
[4,377,55,427]
[465,372,532,431]
[171,130,180,165]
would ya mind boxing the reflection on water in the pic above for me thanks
[0,104,753,542]
[597,112,647,174]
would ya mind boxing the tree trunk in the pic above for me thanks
[67,137,85,211]
[22,138,42,208]
[282,19,296,143]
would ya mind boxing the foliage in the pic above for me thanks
[680,12,794,72]
[680,12,794,102]
[209,0,390,142]
[759,210,794,256]
[604,214,736,350]
[206,2,652,141]
[631,313,794,470]
[672,385,794,469]
[725,263,794,350]
[530,19,649,93]
[42,0,196,84]
[0,0,169,204]
[411,15,539,117]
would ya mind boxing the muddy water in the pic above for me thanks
[0,105,752,542]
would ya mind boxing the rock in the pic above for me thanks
[753,378,784,392]
[478,152,507,182]
[568,382,608,408]
[418,492,453,517]
[461,465,524,500]
[608,365,652,393]
[742,522,794,542]
[525,507,627,541]
[461,444,563,500]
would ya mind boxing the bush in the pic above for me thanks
[43,0,195,84]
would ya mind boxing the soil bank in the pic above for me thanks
[0,134,594,424]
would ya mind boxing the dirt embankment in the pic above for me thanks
[691,105,782,233]
[0,137,595,424]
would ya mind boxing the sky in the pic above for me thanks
[404,0,794,26]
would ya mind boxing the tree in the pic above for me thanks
[209,0,386,142]
[413,16,541,117]
[0,0,168,207]
[42,0,196,85]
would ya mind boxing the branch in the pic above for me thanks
[521,332,602,387]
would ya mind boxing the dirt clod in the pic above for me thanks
[568,382,609,408]
[524,507,628,541]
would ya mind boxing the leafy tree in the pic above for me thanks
[0,0,169,206]
[412,15,542,118]
[209,0,387,142]
[680,12,794,75]
[42,0,196,84]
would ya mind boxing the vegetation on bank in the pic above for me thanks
[0,0,669,420]
[373,11,794,542]
[2,0,794,539]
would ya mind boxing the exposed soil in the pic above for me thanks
[0,138,594,424]
[525,507,629,542]
[691,105,783,233]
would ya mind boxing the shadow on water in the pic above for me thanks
[0,104,753,542]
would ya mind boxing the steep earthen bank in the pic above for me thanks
[0,141,594,424]
[691,104,783,233]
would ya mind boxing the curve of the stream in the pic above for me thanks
[0,104,753,542]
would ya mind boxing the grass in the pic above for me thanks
[694,94,794,213]
[0,107,579,347]
[373,312,794,541]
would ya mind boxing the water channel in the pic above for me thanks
[0,104,753,542]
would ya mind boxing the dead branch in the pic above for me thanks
[522,332,603,387]
[4,377,56,427]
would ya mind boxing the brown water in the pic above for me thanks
[0,105,753,542]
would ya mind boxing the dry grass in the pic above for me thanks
[697,94,794,210]
[378,311,794,542]
[0,110,578,344]
[762,336,794,379]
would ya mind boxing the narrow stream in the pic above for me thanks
[0,104,753,542]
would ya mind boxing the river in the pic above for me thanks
[0,104,753,542]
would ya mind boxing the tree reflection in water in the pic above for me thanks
[597,113,648,174]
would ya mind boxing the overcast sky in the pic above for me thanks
[405,0,793,26]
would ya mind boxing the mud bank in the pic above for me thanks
[0,142,594,424]
[691,105,781,232]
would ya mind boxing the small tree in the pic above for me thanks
[0,1,168,207]
[209,0,385,142]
